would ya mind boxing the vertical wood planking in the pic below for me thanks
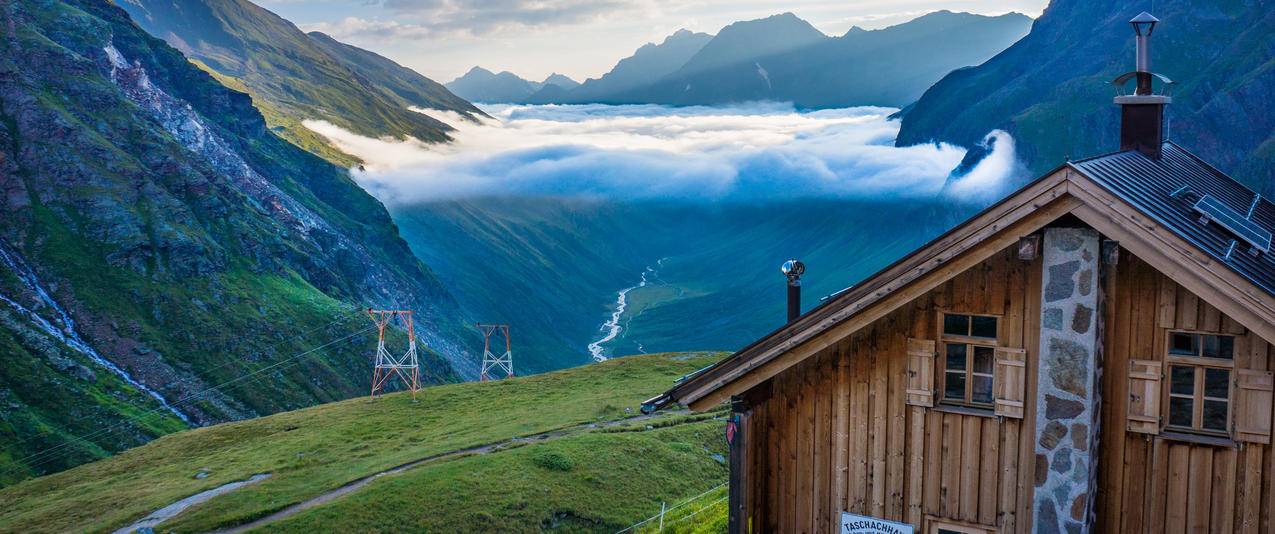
[1209,447,1234,534]
[1185,446,1212,532]
[1239,444,1262,533]
[786,369,799,532]
[1176,287,1199,331]
[958,416,981,522]
[886,320,907,521]
[940,413,959,518]
[1016,254,1044,529]
[978,418,999,525]
[870,328,888,518]
[1165,444,1190,534]
[833,344,849,518]
[798,354,814,534]
[906,406,925,527]
[1124,437,1150,533]
[924,409,942,516]
[850,332,869,514]
[812,351,829,534]
[1148,436,1171,534]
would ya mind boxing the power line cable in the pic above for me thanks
[7,309,367,447]
[11,326,374,474]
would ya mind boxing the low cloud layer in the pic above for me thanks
[303,103,1023,205]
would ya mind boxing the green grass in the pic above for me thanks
[0,352,727,533]
[633,485,728,534]
[262,420,728,533]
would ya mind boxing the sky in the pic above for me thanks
[257,0,1048,83]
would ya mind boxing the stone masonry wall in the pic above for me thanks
[1032,228,1101,534]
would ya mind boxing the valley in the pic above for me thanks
[339,104,1017,373]
[7,0,1268,531]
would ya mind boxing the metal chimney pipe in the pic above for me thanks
[781,259,804,323]
[1135,33,1152,95]
[1135,33,1150,73]
[1129,12,1159,95]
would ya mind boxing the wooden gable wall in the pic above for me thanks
[738,240,1275,533]
[741,245,1040,533]
[1097,251,1274,533]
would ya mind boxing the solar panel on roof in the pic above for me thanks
[1193,194,1272,254]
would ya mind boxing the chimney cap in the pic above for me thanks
[781,259,805,280]
[1130,11,1159,35]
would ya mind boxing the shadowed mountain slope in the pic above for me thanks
[0,0,474,483]
[896,0,1275,194]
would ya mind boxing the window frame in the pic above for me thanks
[927,518,996,534]
[1162,330,1236,437]
[937,311,1000,410]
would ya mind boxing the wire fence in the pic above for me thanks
[615,482,728,534]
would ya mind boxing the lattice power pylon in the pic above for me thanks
[368,309,421,399]
[476,323,514,381]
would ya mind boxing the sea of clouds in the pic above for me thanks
[303,103,1024,205]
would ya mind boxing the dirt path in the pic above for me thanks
[112,474,271,534]
[203,412,676,533]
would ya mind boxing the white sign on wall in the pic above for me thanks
[840,512,915,534]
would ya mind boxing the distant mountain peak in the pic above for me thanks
[542,73,579,89]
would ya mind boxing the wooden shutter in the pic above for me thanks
[905,338,935,407]
[1235,369,1274,444]
[994,347,1027,418]
[1127,359,1162,434]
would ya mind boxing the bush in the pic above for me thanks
[531,449,574,471]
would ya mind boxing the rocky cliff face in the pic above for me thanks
[896,0,1275,193]
[0,0,472,483]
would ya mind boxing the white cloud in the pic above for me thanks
[364,0,636,37]
[303,17,435,40]
[303,103,1023,204]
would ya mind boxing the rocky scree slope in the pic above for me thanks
[0,0,472,483]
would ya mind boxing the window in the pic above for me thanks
[1165,331,1235,436]
[940,313,998,408]
[929,520,995,534]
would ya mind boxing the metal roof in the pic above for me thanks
[1070,142,1275,296]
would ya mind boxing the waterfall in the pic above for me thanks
[0,242,191,423]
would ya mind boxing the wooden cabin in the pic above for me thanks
[643,13,1275,534]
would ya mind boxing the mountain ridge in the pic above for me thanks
[446,11,1031,108]
[116,0,483,164]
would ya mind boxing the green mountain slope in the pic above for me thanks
[0,0,474,483]
[896,0,1275,193]
[0,352,728,533]
[305,31,484,119]
[116,0,483,164]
